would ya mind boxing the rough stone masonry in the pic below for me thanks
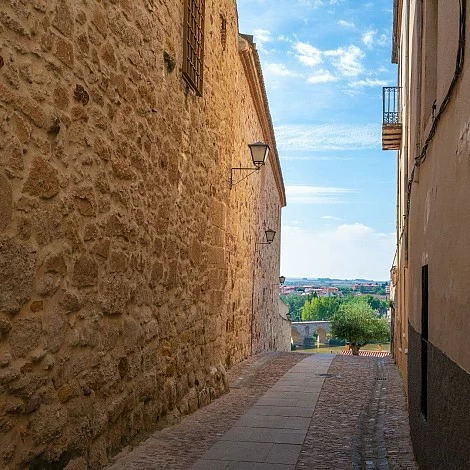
[0,0,289,467]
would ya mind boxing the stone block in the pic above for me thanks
[108,11,141,48]
[45,253,67,275]
[208,246,225,266]
[101,42,117,69]
[0,10,29,37]
[0,314,12,339]
[3,63,20,89]
[31,205,64,246]
[30,404,68,446]
[92,7,107,37]
[88,433,108,468]
[54,35,74,68]
[57,383,79,403]
[0,173,12,232]
[211,199,226,229]
[0,366,20,385]
[3,140,24,177]
[59,290,81,313]
[92,239,110,258]
[100,275,131,315]
[73,186,96,216]
[42,309,67,353]
[108,251,128,273]
[0,440,16,465]
[0,352,12,368]
[77,32,89,54]
[0,237,36,313]
[53,0,74,37]
[54,84,70,110]
[72,255,98,287]
[23,157,60,199]
[35,272,61,297]
[10,112,31,143]
[30,300,44,313]
[8,318,42,358]
[0,81,14,104]
[0,416,14,433]
[17,94,52,129]
[30,348,47,363]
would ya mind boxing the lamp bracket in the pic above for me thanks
[229,166,262,189]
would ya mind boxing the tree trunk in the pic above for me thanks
[351,344,360,355]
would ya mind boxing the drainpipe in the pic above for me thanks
[403,0,410,266]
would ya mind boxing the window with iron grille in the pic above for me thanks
[183,0,205,96]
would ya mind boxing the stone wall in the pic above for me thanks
[0,0,286,467]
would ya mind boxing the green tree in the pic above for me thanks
[330,301,390,355]
[365,295,388,316]
[301,296,340,321]
[280,293,311,322]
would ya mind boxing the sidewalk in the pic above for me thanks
[108,353,417,470]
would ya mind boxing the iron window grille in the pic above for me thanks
[183,0,205,96]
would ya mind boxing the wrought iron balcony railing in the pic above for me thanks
[382,86,402,150]
[383,87,401,124]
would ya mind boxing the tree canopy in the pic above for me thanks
[364,295,388,316]
[330,301,390,354]
[301,296,340,321]
[280,293,315,322]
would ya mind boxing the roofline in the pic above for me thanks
[238,35,286,207]
[392,0,402,64]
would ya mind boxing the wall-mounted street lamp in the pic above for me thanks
[261,228,276,244]
[230,141,270,189]
[279,275,286,285]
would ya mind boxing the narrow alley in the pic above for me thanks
[108,353,417,469]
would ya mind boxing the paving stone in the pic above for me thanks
[108,353,418,470]
[266,444,302,464]
[202,441,272,462]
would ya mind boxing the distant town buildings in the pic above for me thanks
[280,279,389,298]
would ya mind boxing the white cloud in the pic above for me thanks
[362,30,376,49]
[275,124,381,151]
[294,42,323,67]
[281,154,353,162]
[307,69,338,84]
[266,63,294,76]
[378,33,388,47]
[281,223,395,279]
[298,0,324,6]
[286,185,357,204]
[349,78,388,88]
[321,215,342,220]
[324,45,365,76]
[362,30,389,49]
[253,28,272,51]
[278,34,293,43]
[338,19,356,29]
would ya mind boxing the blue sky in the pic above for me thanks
[237,0,397,280]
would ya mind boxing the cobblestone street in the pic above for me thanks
[108,353,417,469]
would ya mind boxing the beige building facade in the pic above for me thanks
[387,0,470,467]
[0,1,290,467]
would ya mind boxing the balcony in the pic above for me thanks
[382,87,402,150]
